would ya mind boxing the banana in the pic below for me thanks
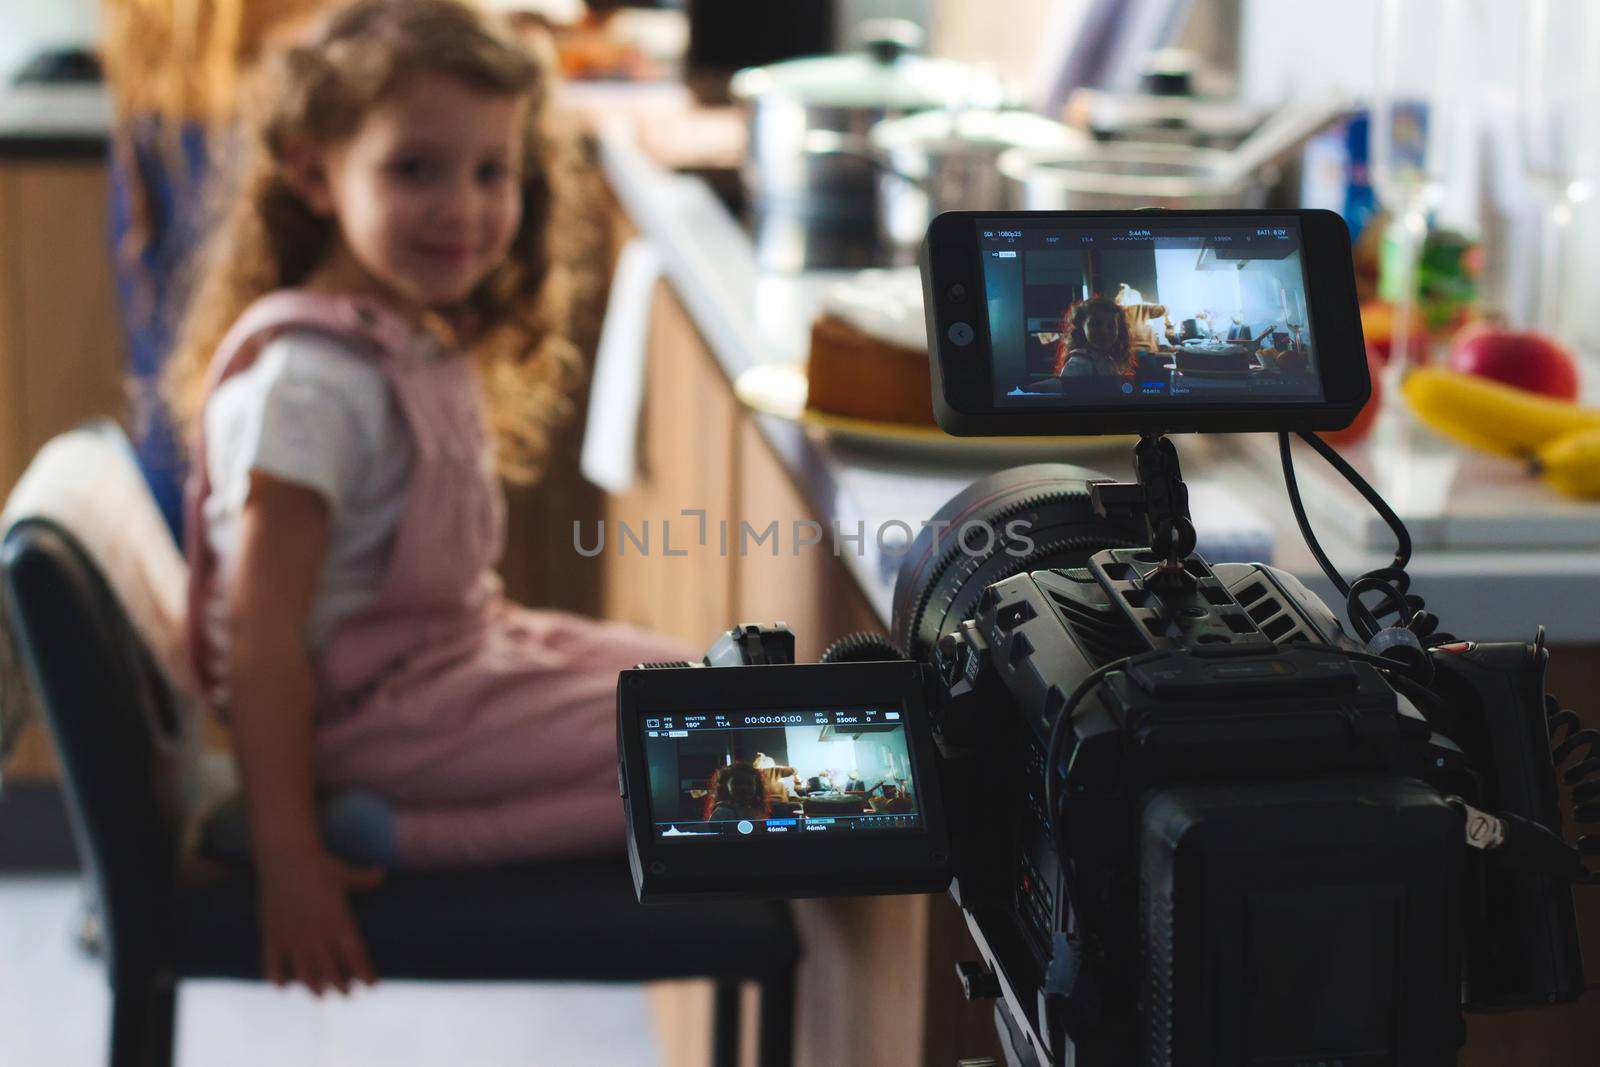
[1534,429,1600,499]
[1401,367,1600,459]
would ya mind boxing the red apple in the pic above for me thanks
[1325,350,1383,446]
[1447,322,1580,400]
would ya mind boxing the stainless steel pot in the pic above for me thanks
[729,20,976,269]
[869,108,1083,259]
[998,142,1266,211]
[1000,97,1351,212]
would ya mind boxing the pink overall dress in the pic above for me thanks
[185,290,696,867]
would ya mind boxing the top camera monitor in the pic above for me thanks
[921,209,1370,436]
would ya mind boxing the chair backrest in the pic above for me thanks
[2,518,189,979]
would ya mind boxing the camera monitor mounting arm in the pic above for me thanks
[1088,432,1195,589]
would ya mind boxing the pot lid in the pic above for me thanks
[870,107,1082,156]
[1066,87,1264,145]
[730,19,978,112]
[998,144,1254,199]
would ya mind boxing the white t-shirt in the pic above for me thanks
[202,328,414,660]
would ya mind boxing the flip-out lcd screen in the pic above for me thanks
[641,706,923,841]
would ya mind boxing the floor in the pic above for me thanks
[1,875,663,1067]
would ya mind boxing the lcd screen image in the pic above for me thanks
[641,707,923,840]
[976,218,1323,408]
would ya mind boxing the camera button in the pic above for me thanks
[737,820,755,835]
[945,282,968,303]
[947,321,975,346]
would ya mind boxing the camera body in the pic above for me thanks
[928,538,1580,1064]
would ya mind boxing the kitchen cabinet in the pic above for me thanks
[599,280,739,645]
[0,160,125,495]
[0,157,125,788]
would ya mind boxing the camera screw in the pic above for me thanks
[648,860,667,875]
[956,960,1001,1001]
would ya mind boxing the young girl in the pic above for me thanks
[703,764,770,823]
[167,0,694,995]
[1053,296,1135,378]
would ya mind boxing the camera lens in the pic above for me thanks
[890,464,1146,661]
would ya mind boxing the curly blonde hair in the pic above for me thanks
[165,0,584,483]
[1052,296,1134,377]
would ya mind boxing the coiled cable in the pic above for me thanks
[1547,695,1600,882]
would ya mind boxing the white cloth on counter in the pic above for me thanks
[830,462,1276,587]
[582,238,663,494]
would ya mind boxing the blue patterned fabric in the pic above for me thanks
[107,117,212,540]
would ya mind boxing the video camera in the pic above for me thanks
[616,210,1594,1065]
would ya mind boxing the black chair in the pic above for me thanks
[2,517,797,1067]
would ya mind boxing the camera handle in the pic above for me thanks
[1086,432,1196,589]
[703,623,796,666]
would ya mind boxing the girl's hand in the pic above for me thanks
[256,847,384,995]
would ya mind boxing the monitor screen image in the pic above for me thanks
[976,216,1324,409]
[640,706,923,841]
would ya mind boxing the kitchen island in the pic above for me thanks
[595,120,1600,1066]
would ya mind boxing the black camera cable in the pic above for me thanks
[1282,433,1600,888]
[1278,430,1454,677]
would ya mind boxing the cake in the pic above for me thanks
[1173,340,1254,376]
[804,269,936,427]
